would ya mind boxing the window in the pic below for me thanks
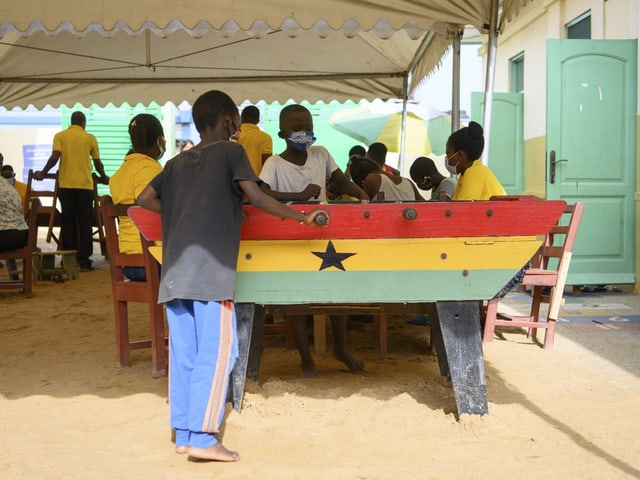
[566,11,591,39]
[510,52,524,93]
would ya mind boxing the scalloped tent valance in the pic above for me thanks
[0,0,533,108]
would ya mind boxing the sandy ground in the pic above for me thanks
[1,255,640,480]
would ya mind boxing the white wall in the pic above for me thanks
[0,126,58,182]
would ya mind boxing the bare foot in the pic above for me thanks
[334,349,364,372]
[175,445,188,455]
[187,444,240,462]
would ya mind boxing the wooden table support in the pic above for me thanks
[227,303,256,412]
[231,300,489,417]
[432,301,488,416]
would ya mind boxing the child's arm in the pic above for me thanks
[260,182,321,202]
[329,169,369,201]
[243,180,327,226]
[136,184,162,213]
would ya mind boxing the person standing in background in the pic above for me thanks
[34,111,109,271]
[237,105,272,175]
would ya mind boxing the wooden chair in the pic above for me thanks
[0,198,40,295]
[25,169,61,248]
[92,174,107,257]
[98,195,167,377]
[483,202,585,348]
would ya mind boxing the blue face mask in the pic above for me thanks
[287,131,316,151]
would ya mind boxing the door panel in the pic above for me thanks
[547,39,637,285]
[471,92,524,194]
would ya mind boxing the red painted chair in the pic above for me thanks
[98,195,167,377]
[483,202,585,348]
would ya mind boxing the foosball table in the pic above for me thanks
[129,197,567,416]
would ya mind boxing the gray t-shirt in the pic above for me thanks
[149,141,260,303]
[433,177,456,201]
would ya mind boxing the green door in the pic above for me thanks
[471,92,524,194]
[547,39,637,285]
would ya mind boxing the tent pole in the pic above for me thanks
[451,29,463,132]
[482,0,500,165]
[399,74,409,174]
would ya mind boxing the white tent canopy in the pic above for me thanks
[0,0,532,108]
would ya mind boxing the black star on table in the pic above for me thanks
[311,240,356,271]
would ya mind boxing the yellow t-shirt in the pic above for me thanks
[237,123,273,175]
[13,180,28,210]
[109,153,162,255]
[453,160,506,201]
[53,125,100,190]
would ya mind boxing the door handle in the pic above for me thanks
[549,150,568,184]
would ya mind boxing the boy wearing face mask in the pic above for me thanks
[260,104,368,378]
[109,113,166,281]
[259,104,368,203]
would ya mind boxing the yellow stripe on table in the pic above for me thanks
[237,236,543,272]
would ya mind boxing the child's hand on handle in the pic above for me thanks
[302,208,329,227]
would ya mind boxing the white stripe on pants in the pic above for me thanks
[166,299,238,449]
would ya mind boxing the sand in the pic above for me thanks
[1,260,639,480]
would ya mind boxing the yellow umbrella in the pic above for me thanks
[329,104,451,155]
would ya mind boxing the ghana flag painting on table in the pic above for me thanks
[128,197,567,416]
[235,199,567,304]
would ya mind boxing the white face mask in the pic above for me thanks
[445,151,460,175]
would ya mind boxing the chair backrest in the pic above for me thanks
[98,195,145,282]
[25,198,41,250]
[539,202,584,268]
[92,174,107,254]
[25,169,61,246]
[25,169,58,215]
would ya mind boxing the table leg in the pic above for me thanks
[435,301,488,416]
[247,304,266,381]
[228,302,256,412]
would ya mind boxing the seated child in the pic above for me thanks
[109,114,165,281]
[260,104,368,377]
[349,155,422,201]
[409,156,456,201]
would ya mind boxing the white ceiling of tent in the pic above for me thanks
[0,0,533,108]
